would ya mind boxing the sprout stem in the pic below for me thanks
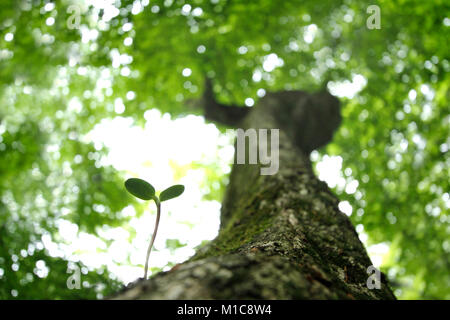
[143,200,161,279]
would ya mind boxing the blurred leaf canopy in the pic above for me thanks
[0,0,448,299]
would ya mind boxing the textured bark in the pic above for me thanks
[111,89,395,300]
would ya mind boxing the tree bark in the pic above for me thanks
[111,89,395,300]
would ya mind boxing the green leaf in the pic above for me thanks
[159,184,185,202]
[124,178,155,200]
[165,238,187,252]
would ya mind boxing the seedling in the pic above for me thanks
[124,178,185,279]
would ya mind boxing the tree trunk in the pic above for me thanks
[112,88,396,300]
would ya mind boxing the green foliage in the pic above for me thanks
[165,239,187,254]
[0,0,448,299]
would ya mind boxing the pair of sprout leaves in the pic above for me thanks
[125,178,184,203]
[124,178,184,279]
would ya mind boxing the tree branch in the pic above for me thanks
[201,78,250,127]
